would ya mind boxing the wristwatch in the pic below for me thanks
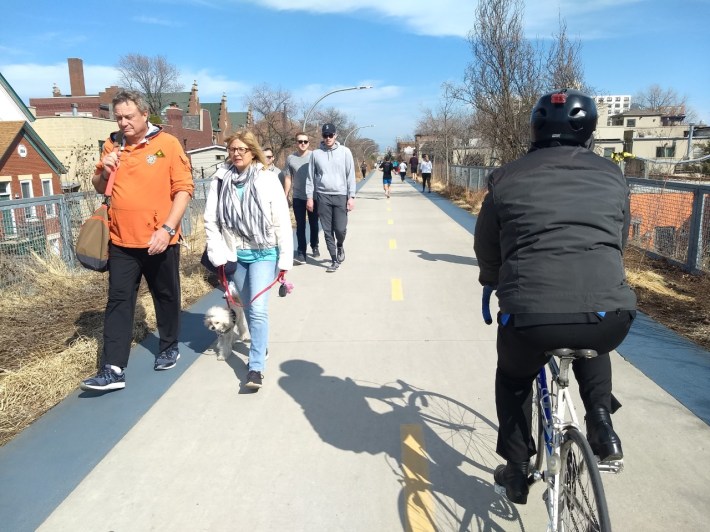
[161,224,176,236]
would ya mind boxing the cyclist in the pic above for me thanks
[474,88,637,504]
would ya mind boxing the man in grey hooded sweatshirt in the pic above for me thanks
[306,123,356,273]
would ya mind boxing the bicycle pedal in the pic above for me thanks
[598,459,624,474]
[493,482,507,497]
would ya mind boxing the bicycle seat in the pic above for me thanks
[547,348,598,359]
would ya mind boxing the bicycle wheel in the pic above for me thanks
[558,427,611,532]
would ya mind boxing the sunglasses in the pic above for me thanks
[297,140,309,144]
[265,155,274,159]
[322,134,334,139]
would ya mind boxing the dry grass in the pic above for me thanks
[0,243,214,447]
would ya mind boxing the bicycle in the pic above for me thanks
[482,285,622,532]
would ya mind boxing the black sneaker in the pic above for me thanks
[154,346,180,371]
[80,365,125,392]
[246,370,263,389]
[312,246,320,258]
[336,246,345,263]
[294,251,306,265]
[326,260,340,273]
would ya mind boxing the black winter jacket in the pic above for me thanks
[473,145,636,315]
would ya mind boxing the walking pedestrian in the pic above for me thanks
[306,123,356,273]
[409,152,419,182]
[379,156,394,198]
[420,154,432,192]
[263,147,289,199]
[284,133,319,265]
[203,131,293,390]
[398,160,407,183]
[80,90,194,392]
[360,161,367,180]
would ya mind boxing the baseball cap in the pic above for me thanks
[322,123,337,135]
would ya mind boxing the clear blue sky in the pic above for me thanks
[1,0,709,151]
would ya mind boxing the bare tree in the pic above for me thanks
[454,0,545,164]
[546,15,588,92]
[244,84,298,163]
[634,84,691,119]
[117,54,183,116]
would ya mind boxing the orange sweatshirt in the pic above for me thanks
[96,128,194,248]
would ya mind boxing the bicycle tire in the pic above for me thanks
[558,426,612,532]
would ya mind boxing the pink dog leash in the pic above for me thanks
[218,266,292,308]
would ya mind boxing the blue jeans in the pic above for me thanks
[232,259,277,372]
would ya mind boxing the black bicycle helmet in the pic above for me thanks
[530,88,598,147]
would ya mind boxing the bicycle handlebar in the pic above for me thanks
[482,285,495,325]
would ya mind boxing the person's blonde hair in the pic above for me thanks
[225,130,267,167]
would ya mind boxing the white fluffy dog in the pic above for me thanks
[204,304,250,360]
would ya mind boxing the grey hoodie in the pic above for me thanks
[306,140,356,198]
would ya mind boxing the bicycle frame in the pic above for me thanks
[534,356,585,532]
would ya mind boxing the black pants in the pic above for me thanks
[422,173,431,190]
[293,197,319,254]
[102,243,182,368]
[495,310,635,462]
[316,193,348,261]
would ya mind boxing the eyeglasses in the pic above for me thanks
[322,134,334,139]
[297,140,309,144]
[228,147,250,155]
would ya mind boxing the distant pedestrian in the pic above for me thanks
[80,90,194,393]
[307,123,356,273]
[420,154,432,193]
[409,152,419,181]
[360,161,367,179]
[285,133,320,265]
[398,160,407,183]
[203,131,293,390]
[379,155,394,198]
[263,147,289,199]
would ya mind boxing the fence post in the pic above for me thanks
[686,188,705,272]
[58,194,75,267]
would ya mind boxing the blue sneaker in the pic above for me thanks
[154,346,180,371]
[80,365,125,391]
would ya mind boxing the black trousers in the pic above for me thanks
[495,310,635,462]
[315,193,348,261]
[102,243,182,368]
[421,173,432,190]
[293,197,319,254]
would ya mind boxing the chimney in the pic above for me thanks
[68,58,86,97]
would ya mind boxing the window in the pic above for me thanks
[20,180,36,219]
[627,119,636,127]
[603,148,615,158]
[0,181,17,235]
[216,154,225,161]
[615,97,621,101]
[42,178,56,217]
[606,97,612,102]
[656,146,675,158]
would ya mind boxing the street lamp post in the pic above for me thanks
[302,86,373,132]
[343,124,375,146]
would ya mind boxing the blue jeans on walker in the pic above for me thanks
[233,259,277,372]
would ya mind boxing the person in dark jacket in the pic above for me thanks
[474,88,636,505]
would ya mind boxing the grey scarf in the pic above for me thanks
[218,162,272,248]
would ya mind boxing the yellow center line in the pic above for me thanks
[401,424,434,532]
[389,239,397,250]
[388,219,394,225]
[391,278,403,301]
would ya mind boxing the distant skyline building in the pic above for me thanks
[595,94,632,125]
